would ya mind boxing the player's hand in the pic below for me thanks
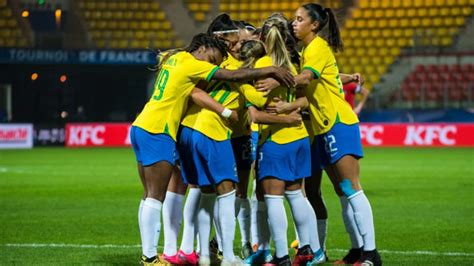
[273,97,290,113]
[229,110,239,122]
[256,78,280,96]
[285,107,302,126]
[269,66,295,88]
[352,73,364,84]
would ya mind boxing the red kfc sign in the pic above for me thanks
[360,123,474,147]
[65,123,474,147]
[66,123,131,147]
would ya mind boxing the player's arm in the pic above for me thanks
[340,73,364,84]
[266,95,309,114]
[212,67,295,88]
[190,81,238,122]
[354,86,370,115]
[255,69,314,93]
[247,106,302,126]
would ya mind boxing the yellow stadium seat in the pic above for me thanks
[141,21,151,30]
[97,21,106,29]
[462,7,472,16]
[406,9,416,17]
[345,19,355,28]
[355,19,366,28]
[96,39,106,48]
[369,1,379,8]
[352,9,362,18]
[378,19,388,28]
[366,20,377,28]
[399,19,409,28]
[388,18,398,28]
[440,8,450,16]
[455,17,465,26]
[395,9,405,18]
[107,2,118,10]
[421,18,432,27]
[417,8,427,17]
[374,9,383,18]
[85,2,96,10]
[363,9,373,18]
[411,18,421,27]
[427,8,439,17]
[385,9,395,17]
[194,12,206,21]
[97,1,106,9]
[359,0,369,8]
[157,12,166,20]
[441,37,452,46]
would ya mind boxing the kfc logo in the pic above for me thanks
[67,125,105,145]
[404,125,456,145]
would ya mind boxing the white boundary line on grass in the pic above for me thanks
[4,243,474,257]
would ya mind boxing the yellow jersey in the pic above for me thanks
[301,36,358,135]
[133,51,219,141]
[181,53,245,141]
[241,56,308,145]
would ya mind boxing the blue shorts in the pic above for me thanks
[311,123,364,172]
[231,135,252,171]
[178,127,238,187]
[130,126,178,167]
[257,137,311,182]
[250,131,259,162]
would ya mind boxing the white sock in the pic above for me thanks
[348,191,376,251]
[250,183,259,247]
[138,199,144,244]
[340,196,364,249]
[140,198,162,258]
[285,190,316,249]
[304,197,321,252]
[197,193,216,257]
[264,195,288,258]
[180,188,201,254]
[162,191,184,256]
[317,219,327,250]
[213,197,223,252]
[257,201,270,250]
[218,190,237,261]
[236,197,251,245]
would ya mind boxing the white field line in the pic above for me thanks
[4,243,474,257]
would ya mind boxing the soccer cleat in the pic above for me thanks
[290,239,299,251]
[263,255,291,266]
[160,253,181,264]
[333,248,363,265]
[140,255,171,266]
[305,249,326,265]
[353,249,382,266]
[241,242,254,259]
[176,250,199,265]
[243,249,273,265]
[292,245,313,266]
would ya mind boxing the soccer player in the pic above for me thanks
[343,81,370,115]
[131,32,295,266]
[289,4,381,266]
[242,15,323,266]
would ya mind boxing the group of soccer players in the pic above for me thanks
[130,3,382,266]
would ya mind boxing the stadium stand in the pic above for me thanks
[0,0,29,47]
[185,0,211,22]
[78,0,179,49]
[218,0,343,29]
[338,0,474,90]
[396,63,474,107]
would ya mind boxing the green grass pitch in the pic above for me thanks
[1,147,473,265]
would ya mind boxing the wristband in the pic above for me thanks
[221,108,232,118]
